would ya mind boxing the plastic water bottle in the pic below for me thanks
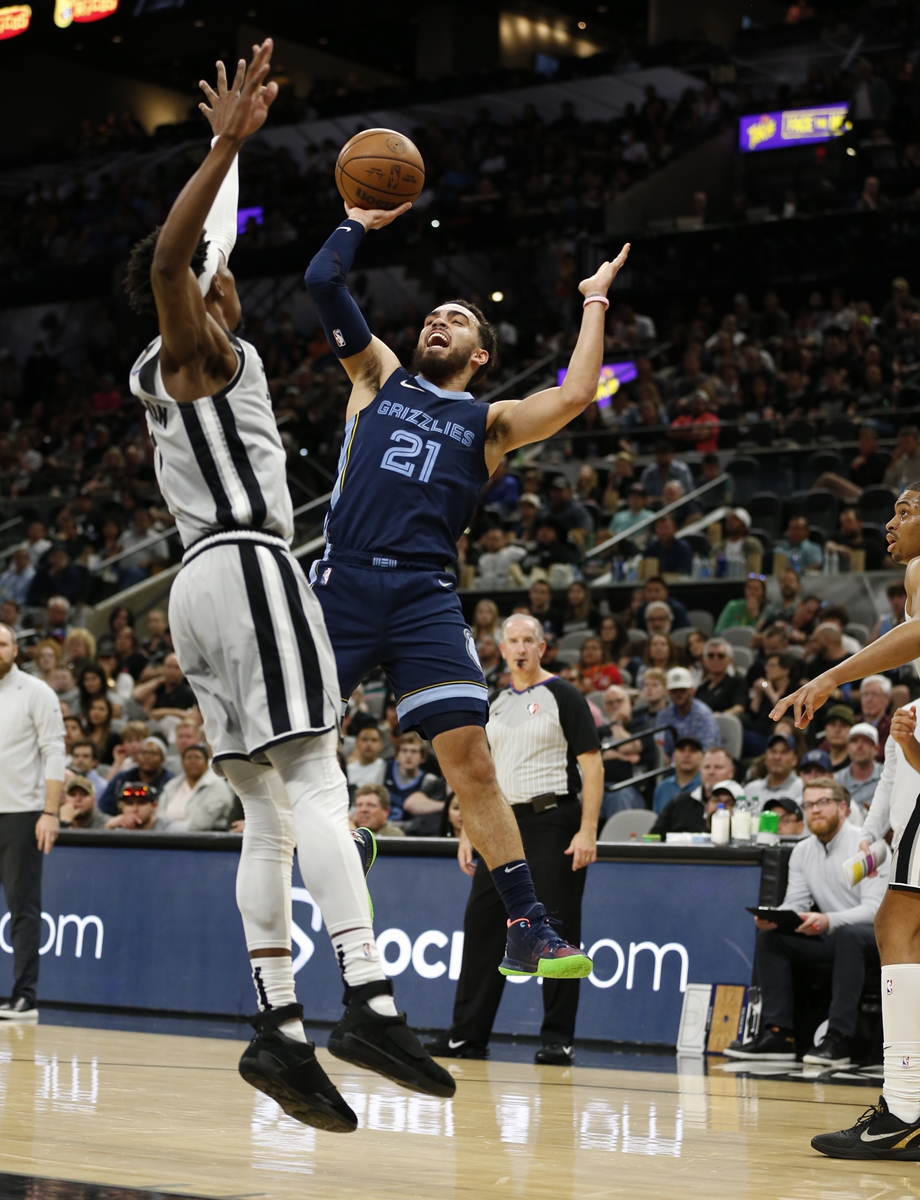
[731,797,752,843]
[691,553,702,579]
[843,839,888,887]
[711,804,731,844]
[827,548,839,575]
[699,555,712,579]
[715,552,727,578]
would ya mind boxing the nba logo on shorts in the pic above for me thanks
[528,702,540,715]
[321,567,332,585]
[333,329,346,348]
[887,977,894,995]
[464,628,481,667]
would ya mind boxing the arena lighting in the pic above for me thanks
[490,290,504,302]
[577,20,586,28]
[847,146,857,156]
[0,4,30,38]
[430,218,440,227]
[738,103,848,152]
[557,361,637,406]
[54,0,118,26]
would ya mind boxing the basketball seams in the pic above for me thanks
[335,127,425,209]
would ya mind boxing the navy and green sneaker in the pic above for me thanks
[498,904,592,979]
[351,827,377,920]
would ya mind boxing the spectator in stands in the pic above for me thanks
[720,510,764,576]
[804,623,852,686]
[818,704,856,771]
[869,581,906,643]
[0,548,34,607]
[383,733,446,822]
[62,629,95,676]
[652,777,741,837]
[0,600,21,634]
[825,507,884,570]
[62,715,83,758]
[799,747,834,783]
[662,480,701,528]
[351,784,405,838]
[883,426,920,492]
[98,734,172,816]
[157,743,234,831]
[762,797,805,837]
[113,626,148,682]
[76,662,119,720]
[132,652,195,719]
[746,734,803,811]
[598,615,628,666]
[637,632,681,687]
[164,718,203,776]
[473,526,526,589]
[658,666,721,756]
[726,778,884,1066]
[757,571,801,631]
[24,640,61,687]
[477,636,504,695]
[539,476,593,544]
[561,581,602,635]
[639,440,694,500]
[636,577,690,631]
[696,638,747,716]
[834,723,882,819]
[652,735,703,814]
[58,775,107,830]
[645,603,675,640]
[786,593,824,645]
[773,515,823,573]
[346,725,387,790]
[27,545,83,607]
[18,521,51,569]
[608,483,654,538]
[742,652,799,756]
[715,574,767,633]
[817,606,863,655]
[83,697,120,765]
[140,608,172,668]
[598,698,646,816]
[514,494,541,545]
[816,423,890,501]
[576,636,621,693]
[104,783,176,833]
[636,667,669,725]
[69,740,107,798]
[857,674,892,758]
[644,514,693,576]
[439,794,463,839]
[520,518,582,577]
[470,599,500,642]
[528,579,563,636]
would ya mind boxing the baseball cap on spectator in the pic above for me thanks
[824,704,855,726]
[550,475,570,490]
[66,775,94,795]
[97,635,116,656]
[666,667,694,690]
[519,494,541,508]
[767,733,797,752]
[764,797,804,820]
[629,482,647,495]
[675,735,703,751]
[800,749,832,772]
[731,507,752,529]
[848,721,879,746]
[711,780,744,800]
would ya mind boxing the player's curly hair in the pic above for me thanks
[442,297,499,388]
[124,227,210,315]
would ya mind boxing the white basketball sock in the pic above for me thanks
[251,956,306,1043]
[266,733,392,1000]
[882,964,920,1123]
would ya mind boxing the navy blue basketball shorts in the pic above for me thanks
[312,559,489,739]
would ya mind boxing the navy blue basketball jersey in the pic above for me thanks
[316,368,490,569]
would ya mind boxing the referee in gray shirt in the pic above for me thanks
[427,614,603,1066]
[0,623,65,1022]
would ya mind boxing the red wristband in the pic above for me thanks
[583,294,609,310]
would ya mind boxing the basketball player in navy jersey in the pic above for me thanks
[124,41,452,1134]
[305,203,629,983]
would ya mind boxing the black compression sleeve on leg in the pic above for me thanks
[304,219,372,359]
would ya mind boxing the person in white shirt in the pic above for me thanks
[346,725,387,791]
[157,743,234,831]
[725,777,885,1068]
[0,623,65,1022]
[746,734,804,811]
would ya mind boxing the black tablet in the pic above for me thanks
[745,906,803,934]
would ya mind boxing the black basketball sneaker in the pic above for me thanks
[239,1004,358,1133]
[328,981,456,1098]
[424,1032,490,1059]
[812,1096,920,1159]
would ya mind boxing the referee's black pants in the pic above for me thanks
[0,812,43,1007]
[449,802,587,1048]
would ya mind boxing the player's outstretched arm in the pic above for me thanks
[771,560,920,727]
[304,203,410,402]
[152,41,277,376]
[484,245,629,471]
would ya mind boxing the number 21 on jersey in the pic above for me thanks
[380,430,441,482]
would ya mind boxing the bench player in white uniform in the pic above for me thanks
[772,486,920,1157]
[124,41,452,1134]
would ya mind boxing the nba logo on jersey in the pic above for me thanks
[333,329,346,347]
[887,977,894,995]
[528,702,540,715]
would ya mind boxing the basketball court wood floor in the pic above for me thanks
[0,1019,917,1200]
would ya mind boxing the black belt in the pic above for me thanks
[513,793,578,815]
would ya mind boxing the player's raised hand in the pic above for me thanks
[891,706,917,748]
[578,243,631,298]
[344,201,413,231]
[770,671,836,728]
[198,39,278,144]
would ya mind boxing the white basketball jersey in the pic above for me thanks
[129,333,293,549]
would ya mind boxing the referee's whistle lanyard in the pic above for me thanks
[509,674,558,694]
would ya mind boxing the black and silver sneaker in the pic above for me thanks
[328,981,456,1098]
[812,1095,920,1159]
[534,1043,574,1066]
[723,1026,796,1061]
[424,1032,490,1060]
[803,1029,852,1068]
[239,1004,358,1134]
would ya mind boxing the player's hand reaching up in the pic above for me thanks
[198,39,278,144]
[344,201,413,231]
[578,244,631,298]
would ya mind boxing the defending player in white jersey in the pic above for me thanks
[772,487,920,1157]
[124,40,452,1134]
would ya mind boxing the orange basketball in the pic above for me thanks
[335,128,425,211]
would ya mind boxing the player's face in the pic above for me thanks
[887,492,920,563]
[413,308,485,385]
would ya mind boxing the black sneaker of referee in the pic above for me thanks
[328,981,457,1098]
[239,1004,358,1133]
[424,1032,490,1059]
